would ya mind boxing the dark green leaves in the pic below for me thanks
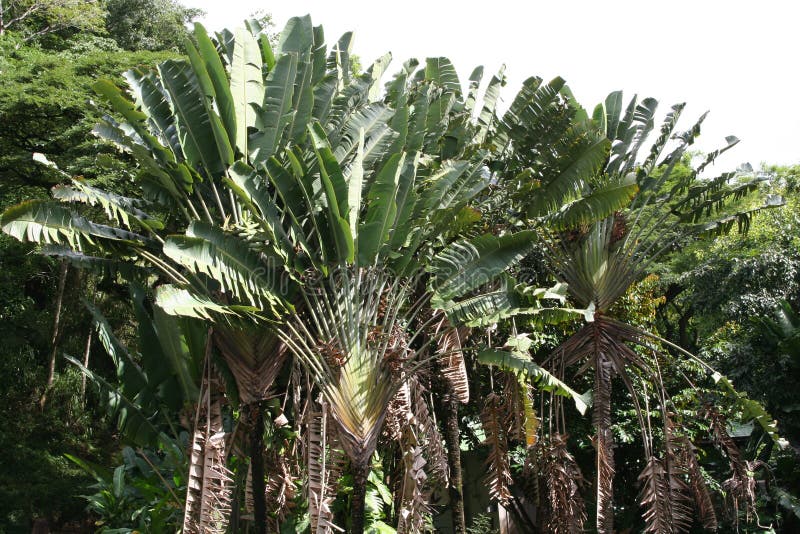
[430,231,537,304]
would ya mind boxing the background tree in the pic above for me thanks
[104,0,203,51]
[0,0,198,530]
[0,0,104,42]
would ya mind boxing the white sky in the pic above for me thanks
[188,0,800,171]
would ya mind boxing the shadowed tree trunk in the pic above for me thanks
[438,384,467,534]
[39,260,68,410]
[350,461,370,534]
[249,402,267,534]
[79,326,92,403]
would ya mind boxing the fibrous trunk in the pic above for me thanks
[350,460,370,534]
[439,384,467,534]
[594,352,615,533]
[249,402,267,534]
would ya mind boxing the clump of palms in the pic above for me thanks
[1,15,576,533]
[501,88,782,533]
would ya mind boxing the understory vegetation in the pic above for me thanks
[1,2,799,533]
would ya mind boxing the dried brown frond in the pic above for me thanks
[482,392,512,504]
[502,372,539,447]
[662,419,696,533]
[706,407,755,526]
[638,456,674,534]
[384,381,413,442]
[521,445,542,506]
[318,338,347,369]
[611,211,627,245]
[183,376,232,534]
[410,377,449,486]
[503,372,526,443]
[539,434,587,534]
[244,462,254,516]
[214,328,289,404]
[674,435,717,531]
[264,448,299,529]
[435,322,470,404]
[396,424,431,534]
[306,403,344,534]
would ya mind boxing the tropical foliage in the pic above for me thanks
[1,5,799,534]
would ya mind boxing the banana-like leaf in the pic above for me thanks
[475,66,506,144]
[287,50,314,142]
[425,57,461,95]
[430,231,536,304]
[129,287,184,412]
[367,53,392,102]
[333,103,395,169]
[87,302,148,393]
[92,118,187,205]
[264,158,320,265]
[525,130,610,220]
[279,15,313,55]
[155,284,259,321]
[151,305,201,404]
[250,53,297,166]
[607,97,658,177]
[478,349,589,414]
[123,68,183,159]
[387,154,419,250]
[93,79,175,165]
[357,153,404,265]
[312,73,337,125]
[193,23,236,147]
[65,355,162,446]
[309,24,327,84]
[328,32,353,88]
[231,28,264,156]
[347,129,365,234]
[421,158,487,215]
[309,122,354,264]
[158,60,233,178]
[497,76,567,151]
[424,91,456,150]
[41,245,149,280]
[712,372,786,446]
[464,66,483,117]
[444,288,589,327]
[225,161,295,260]
[1,199,146,251]
[548,176,638,230]
[163,222,287,313]
[52,179,163,231]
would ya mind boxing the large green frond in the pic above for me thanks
[478,348,589,414]
[1,199,146,252]
[230,27,264,156]
[430,231,537,305]
[163,221,288,313]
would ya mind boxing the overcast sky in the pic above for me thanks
[188,0,800,171]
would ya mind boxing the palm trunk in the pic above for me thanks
[593,352,615,534]
[249,402,267,534]
[441,388,467,534]
[350,461,370,534]
[39,260,68,410]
